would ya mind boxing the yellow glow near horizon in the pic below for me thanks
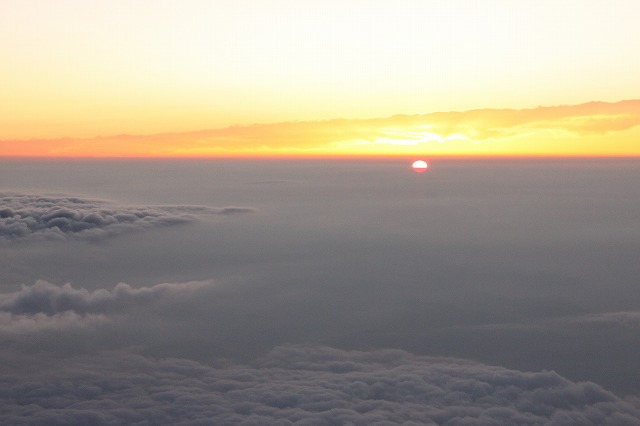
[2,101,639,157]
[1,0,639,156]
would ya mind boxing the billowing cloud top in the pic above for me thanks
[0,280,211,333]
[0,193,255,240]
[1,344,639,425]
[1,100,639,156]
[2,279,640,423]
[0,279,209,316]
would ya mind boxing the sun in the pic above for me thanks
[411,160,428,173]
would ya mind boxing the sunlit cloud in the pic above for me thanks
[372,126,475,146]
[1,100,638,157]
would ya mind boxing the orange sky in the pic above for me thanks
[2,100,639,157]
[2,1,639,157]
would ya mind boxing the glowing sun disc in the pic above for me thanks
[412,160,428,172]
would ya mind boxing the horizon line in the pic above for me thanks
[2,154,639,161]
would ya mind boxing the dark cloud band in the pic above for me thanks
[0,193,255,240]
[1,345,638,425]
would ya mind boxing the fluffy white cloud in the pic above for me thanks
[0,192,255,240]
[1,345,638,425]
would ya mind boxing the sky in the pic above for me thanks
[3,1,640,424]
[2,0,640,156]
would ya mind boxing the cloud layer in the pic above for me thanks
[1,345,639,425]
[0,193,255,240]
[2,277,640,423]
[2,281,640,423]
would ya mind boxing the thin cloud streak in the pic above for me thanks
[0,311,109,334]
[463,311,640,332]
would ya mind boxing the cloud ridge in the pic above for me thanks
[0,193,255,240]
[0,280,208,315]
[0,280,210,333]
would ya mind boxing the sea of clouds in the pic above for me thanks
[2,166,640,425]
[2,344,640,425]
[1,279,639,425]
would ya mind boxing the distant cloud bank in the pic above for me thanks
[1,344,639,424]
[0,193,255,240]
[1,100,639,156]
